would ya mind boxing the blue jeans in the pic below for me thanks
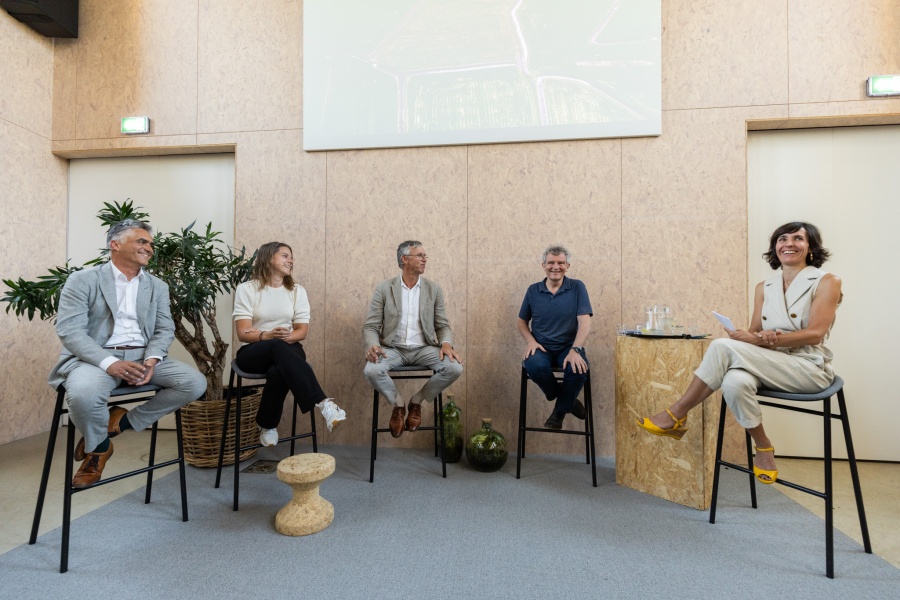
[522,347,589,413]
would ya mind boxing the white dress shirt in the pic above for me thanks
[391,277,426,348]
[99,264,159,372]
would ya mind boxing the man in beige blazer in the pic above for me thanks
[363,240,463,437]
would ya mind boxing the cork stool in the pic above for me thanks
[275,453,336,536]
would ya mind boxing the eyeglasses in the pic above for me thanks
[407,254,428,260]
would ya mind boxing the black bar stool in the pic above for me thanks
[370,365,446,482]
[517,366,597,487]
[214,360,317,511]
[30,383,188,573]
[709,375,872,578]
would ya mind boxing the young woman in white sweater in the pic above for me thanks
[233,242,346,446]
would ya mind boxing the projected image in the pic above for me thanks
[304,0,661,150]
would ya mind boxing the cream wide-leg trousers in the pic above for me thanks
[694,338,833,429]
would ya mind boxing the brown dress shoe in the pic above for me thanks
[74,406,129,461]
[389,406,406,438]
[72,442,114,489]
[406,402,422,431]
[108,406,129,436]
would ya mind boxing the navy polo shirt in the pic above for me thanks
[518,277,593,351]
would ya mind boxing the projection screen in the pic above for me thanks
[303,0,661,151]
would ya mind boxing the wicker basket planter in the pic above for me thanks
[181,389,262,467]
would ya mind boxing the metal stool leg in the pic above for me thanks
[61,421,76,573]
[232,375,244,511]
[824,396,834,579]
[144,421,158,504]
[585,374,597,487]
[745,430,758,508]
[214,369,237,488]
[290,397,298,455]
[438,393,446,478]
[175,409,188,521]
[709,397,728,524]
[30,389,65,545]
[516,366,528,479]
[837,390,871,554]
[370,390,380,482]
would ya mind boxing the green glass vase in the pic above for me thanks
[465,418,508,473]
[441,395,463,463]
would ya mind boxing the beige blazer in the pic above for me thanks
[362,276,453,350]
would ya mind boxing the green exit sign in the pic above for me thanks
[121,116,150,134]
[867,75,900,97]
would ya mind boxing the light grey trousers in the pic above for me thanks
[59,348,207,452]
[363,345,463,406]
[694,338,833,429]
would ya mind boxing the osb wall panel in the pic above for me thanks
[466,140,622,457]
[323,146,468,449]
[0,12,54,140]
[789,0,900,104]
[620,105,787,333]
[663,0,788,110]
[73,0,199,140]
[198,0,303,133]
[0,120,68,445]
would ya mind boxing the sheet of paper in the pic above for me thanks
[712,311,735,330]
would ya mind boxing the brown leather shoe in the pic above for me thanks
[72,442,114,488]
[108,406,128,437]
[389,406,406,438]
[74,406,130,460]
[406,402,422,431]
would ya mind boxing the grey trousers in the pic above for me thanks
[59,348,207,452]
[363,345,463,406]
[694,338,833,429]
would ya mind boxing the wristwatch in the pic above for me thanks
[571,346,584,352]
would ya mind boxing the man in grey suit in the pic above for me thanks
[49,219,207,488]
[363,240,463,437]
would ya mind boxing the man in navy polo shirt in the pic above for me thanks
[516,245,593,429]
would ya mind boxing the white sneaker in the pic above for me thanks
[259,427,279,447]
[317,398,346,432]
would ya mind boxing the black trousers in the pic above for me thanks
[235,340,327,428]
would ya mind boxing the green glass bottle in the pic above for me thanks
[465,418,508,473]
[441,394,463,463]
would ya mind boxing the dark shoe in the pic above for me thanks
[544,409,564,430]
[389,406,406,438]
[571,399,587,420]
[406,402,422,431]
[72,442,114,488]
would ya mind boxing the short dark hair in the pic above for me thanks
[762,221,831,270]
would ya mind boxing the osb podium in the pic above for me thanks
[615,335,728,510]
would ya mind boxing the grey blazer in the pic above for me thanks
[48,262,176,388]
[362,276,453,350]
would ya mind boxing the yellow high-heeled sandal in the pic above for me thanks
[753,446,778,484]
[635,408,688,440]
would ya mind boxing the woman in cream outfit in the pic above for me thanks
[234,242,346,446]
[637,222,841,484]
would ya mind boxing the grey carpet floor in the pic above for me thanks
[1,444,897,600]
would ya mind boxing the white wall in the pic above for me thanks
[748,126,900,461]
[67,154,237,382]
